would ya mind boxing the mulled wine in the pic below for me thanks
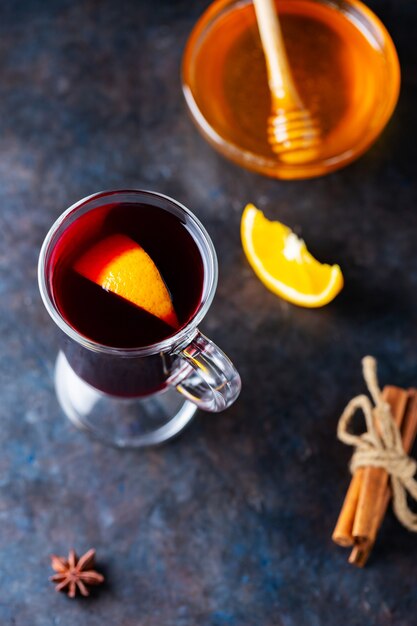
[50,201,204,348]
[47,198,205,397]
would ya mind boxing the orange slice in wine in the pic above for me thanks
[73,234,179,329]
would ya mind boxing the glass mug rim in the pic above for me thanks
[38,189,218,358]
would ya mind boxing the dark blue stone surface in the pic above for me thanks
[1,0,417,624]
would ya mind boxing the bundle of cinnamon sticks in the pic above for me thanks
[332,385,417,566]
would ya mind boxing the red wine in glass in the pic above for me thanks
[48,200,204,397]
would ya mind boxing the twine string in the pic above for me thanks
[337,356,417,532]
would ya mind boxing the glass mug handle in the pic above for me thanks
[168,331,241,412]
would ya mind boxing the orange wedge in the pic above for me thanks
[241,204,343,307]
[74,234,179,329]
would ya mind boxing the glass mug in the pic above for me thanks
[38,190,241,447]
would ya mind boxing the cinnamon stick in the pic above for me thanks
[352,386,409,545]
[401,389,417,453]
[332,469,364,546]
[372,389,417,535]
[332,386,406,548]
[348,542,370,567]
[349,388,417,566]
[348,490,391,567]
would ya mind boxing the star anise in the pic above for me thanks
[50,548,104,598]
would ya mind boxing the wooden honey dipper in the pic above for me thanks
[253,0,321,163]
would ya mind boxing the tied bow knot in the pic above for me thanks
[337,356,417,532]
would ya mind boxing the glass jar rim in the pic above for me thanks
[38,189,218,357]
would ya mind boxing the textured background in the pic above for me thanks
[1,0,417,624]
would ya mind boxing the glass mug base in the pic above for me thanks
[55,351,197,448]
